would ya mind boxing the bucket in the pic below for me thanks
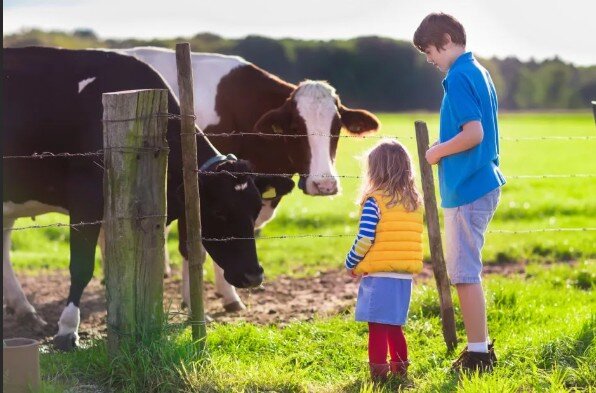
[3,338,41,393]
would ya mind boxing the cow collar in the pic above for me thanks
[199,154,237,172]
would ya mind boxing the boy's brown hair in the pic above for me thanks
[413,12,466,52]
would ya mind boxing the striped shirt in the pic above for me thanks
[345,197,379,269]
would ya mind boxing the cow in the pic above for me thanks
[2,46,293,350]
[119,47,380,312]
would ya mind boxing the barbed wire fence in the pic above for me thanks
[3,112,596,236]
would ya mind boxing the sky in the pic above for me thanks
[3,0,595,66]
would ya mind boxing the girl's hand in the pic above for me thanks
[346,268,362,282]
[425,143,442,165]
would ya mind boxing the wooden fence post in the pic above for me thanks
[102,89,169,357]
[175,42,207,347]
[414,121,458,351]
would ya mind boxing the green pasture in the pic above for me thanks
[39,261,595,392]
[9,111,596,282]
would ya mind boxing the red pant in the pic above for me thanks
[368,322,408,364]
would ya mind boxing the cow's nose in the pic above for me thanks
[244,271,264,288]
[314,178,338,195]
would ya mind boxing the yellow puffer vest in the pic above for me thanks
[353,193,424,275]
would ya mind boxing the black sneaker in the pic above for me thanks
[451,341,496,373]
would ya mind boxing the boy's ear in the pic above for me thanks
[254,176,295,200]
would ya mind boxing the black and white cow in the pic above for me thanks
[119,47,380,311]
[2,46,293,350]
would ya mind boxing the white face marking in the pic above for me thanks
[234,182,248,191]
[78,77,96,93]
[3,200,68,219]
[118,47,247,129]
[294,81,340,195]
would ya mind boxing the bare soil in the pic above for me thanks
[3,263,525,345]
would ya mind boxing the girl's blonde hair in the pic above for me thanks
[358,139,422,212]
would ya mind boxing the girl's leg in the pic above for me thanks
[368,322,389,364]
[368,322,390,381]
[387,325,408,362]
[387,325,409,376]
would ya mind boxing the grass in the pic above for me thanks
[9,111,595,283]
[37,260,595,392]
[7,111,595,390]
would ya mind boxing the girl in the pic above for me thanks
[345,139,424,382]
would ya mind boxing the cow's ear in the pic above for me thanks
[254,176,295,199]
[339,105,380,135]
[254,103,292,136]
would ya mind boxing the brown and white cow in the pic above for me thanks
[119,46,380,311]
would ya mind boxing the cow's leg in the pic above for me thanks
[213,262,245,312]
[99,225,171,278]
[163,224,172,277]
[54,170,101,351]
[54,215,100,351]
[3,217,47,329]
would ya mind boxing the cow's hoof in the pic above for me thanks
[17,311,48,332]
[53,332,79,351]
[223,301,246,312]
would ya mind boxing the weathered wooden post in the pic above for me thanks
[175,42,207,347]
[414,121,458,351]
[103,89,169,357]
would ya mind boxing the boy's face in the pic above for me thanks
[423,45,452,73]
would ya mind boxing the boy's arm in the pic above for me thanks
[344,198,379,274]
[426,120,483,164]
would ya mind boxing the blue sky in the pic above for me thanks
[4,0,595,66]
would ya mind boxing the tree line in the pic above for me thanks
[5,29,595,111]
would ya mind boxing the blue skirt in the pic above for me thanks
[355,276,412,325]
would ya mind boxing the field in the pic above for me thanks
[5,111,596,392]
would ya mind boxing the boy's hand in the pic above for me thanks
[426,143,442,165]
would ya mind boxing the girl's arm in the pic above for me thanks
[345,197,380,271]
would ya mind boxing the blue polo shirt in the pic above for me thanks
[438,51,506,208]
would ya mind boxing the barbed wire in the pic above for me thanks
[3,215,166,232]
[3,218,595,237]
[2,147,168,160]
[196,170,595,180]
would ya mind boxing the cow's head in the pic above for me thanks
[198,157,294,288]
[254,80,380,196]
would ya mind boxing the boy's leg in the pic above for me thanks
[445,189,500,370]
[456,283,487,346]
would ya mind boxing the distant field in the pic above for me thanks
[9,112,596,281]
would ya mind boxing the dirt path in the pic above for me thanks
[3,263,525,345]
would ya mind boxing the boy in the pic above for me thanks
[413,13,506,372]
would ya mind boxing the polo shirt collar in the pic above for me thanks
[449,51,474,72]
